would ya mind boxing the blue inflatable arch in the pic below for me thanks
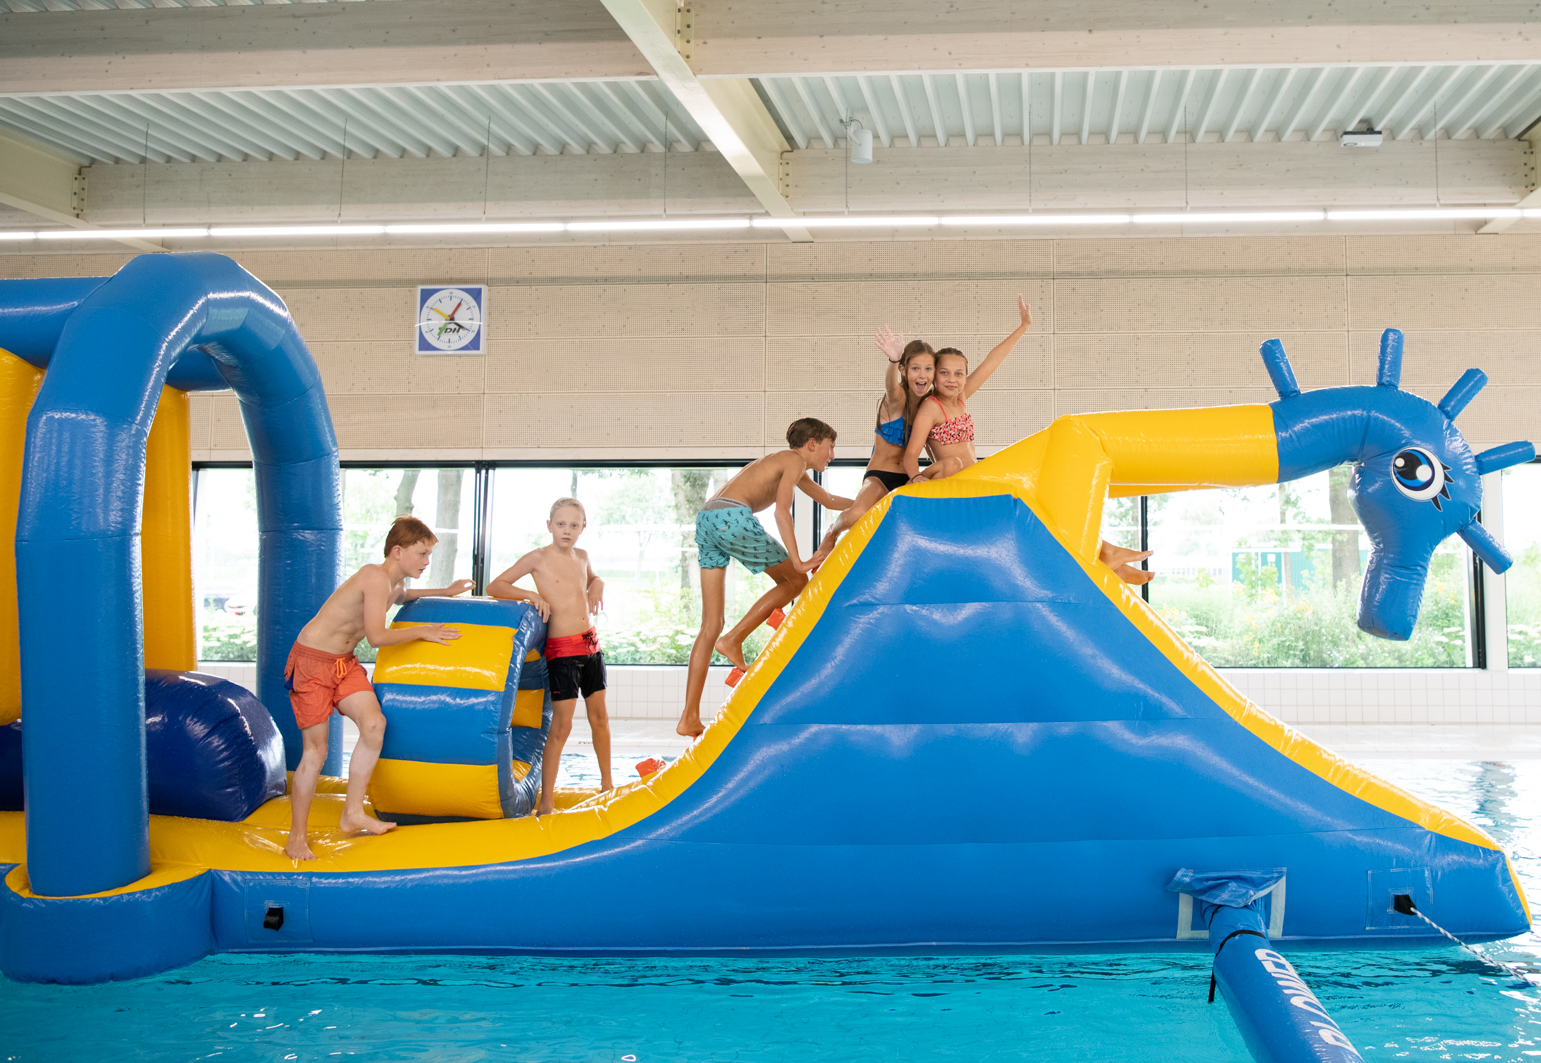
[7,253,342,897]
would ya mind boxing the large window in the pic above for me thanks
[1139,470,1472,667]
[193,466,476,663]
[194,461,1510,669]
[1505,462,1541,668]
[487,467,775,666]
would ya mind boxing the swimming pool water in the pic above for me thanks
[4,758,1539,1062]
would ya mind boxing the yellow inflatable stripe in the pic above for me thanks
[6,862,203,900]
[368,760,503,820]
[373,621,515,691]
[0,350,44,726]
[511,688,544,730]
[511,760,531,782]
[525,650,540,663]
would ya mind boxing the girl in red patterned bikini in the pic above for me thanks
[902,295,1154,585]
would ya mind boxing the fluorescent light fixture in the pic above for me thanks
[939,214,1134,226]
[23,228,210,240]
[209,225,388,237]
[565,218,752,232]
[1326,208,1523,221]
[1132,211,1327,225]
[753,216,941,228]
[385,222,565,235]
[0,232,40,241]
[1526,208,1541,218]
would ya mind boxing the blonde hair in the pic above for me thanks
[550,497,586,521]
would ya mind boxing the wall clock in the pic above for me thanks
[416,285,487,354]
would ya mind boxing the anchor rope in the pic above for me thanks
[1401,900,1541,988]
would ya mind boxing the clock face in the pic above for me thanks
[417,286,485,353]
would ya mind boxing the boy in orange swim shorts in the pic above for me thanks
[283,515,471,861]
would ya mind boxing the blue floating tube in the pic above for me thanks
[1170,870,1363,1063]
[0,867,212,984]
[8,252,342,898]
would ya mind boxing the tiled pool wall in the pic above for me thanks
[195,662,1541,727]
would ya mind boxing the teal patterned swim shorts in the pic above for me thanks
[694,505,789,573]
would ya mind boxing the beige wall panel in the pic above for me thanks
[328,394,484,451]
[1347,235,1541,275]
[206,393,252,454]
[186,392,214,453]
[485,392,766,449]
[310,341,486,396]
[1444,388,1541,450]
[489,244,768,286]
[1347,329,1541,388]
[768,279,1052,337]
[1055,276,1347,333]
[235,249,491,290]
[766,240,1052,281]
[1348,275,1541,331]
[763,390,898,448]
[1053,388,1276,418]
[500,283,766,338]
[277,287,410,343]
[963,390,1056,449]
[1054,237,1346,278]
[486,337,764,393]
[765,332,1052,391]
[1055,331,1348,390]
[0,252,135,278]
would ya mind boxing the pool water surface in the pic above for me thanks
[3,758,1539,1062]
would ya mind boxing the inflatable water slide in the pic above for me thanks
[0,256,1532,1017]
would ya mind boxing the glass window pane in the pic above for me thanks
[819,465,871,533]
[1100,495,1141,552]
[488,468,776,665]
[1505,462,1541,668]
[342,468,475,661]
[194,468,260,662]
[1145,469,1471,667]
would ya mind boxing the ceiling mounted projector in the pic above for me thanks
[1341,128,1384,148]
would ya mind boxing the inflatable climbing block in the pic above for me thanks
[369,598,548,819]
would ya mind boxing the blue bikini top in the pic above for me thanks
[875,397,907,446]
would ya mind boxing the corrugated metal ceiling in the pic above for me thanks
[756,65,1541,148]
[0,80,708,164]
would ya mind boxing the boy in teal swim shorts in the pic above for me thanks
[678,417,853,738]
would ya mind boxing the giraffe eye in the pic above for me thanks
[1391,447,1445,502]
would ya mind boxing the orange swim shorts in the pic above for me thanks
[284,641,373,730]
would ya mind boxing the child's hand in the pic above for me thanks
[420,624,461,645]
[444,579,474,597]
[794,554,820,574]
[528,595,553,622]
[1017,295,1032,328]
[587,584,605,615]
[874,324,906,362]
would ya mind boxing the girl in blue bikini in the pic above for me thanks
[812,328,936,561]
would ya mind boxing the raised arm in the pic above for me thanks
[963,295,1032,399]
[486,551,553,622]
[362,568,460,647]
[903,402,942,479]
[876,324,907,406]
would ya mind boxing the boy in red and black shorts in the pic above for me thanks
[283,516,470,860]
[487,498,612,816]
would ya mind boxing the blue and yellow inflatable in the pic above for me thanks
[0,254,1532,990]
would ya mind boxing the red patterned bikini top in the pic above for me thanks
[926,395,974,446]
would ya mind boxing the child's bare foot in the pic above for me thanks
[714,635,747,670]
[284,834,316,861]
[676,710,704,738]
[1115,564,1155,585]
[338,811,396,836]
[599,780,614,793]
